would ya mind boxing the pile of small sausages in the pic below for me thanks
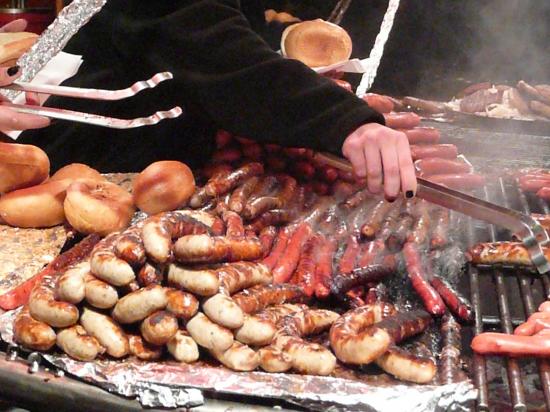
[514,167,550,201]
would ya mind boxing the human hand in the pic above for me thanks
[342,123,416,201]
[0,18,28,33]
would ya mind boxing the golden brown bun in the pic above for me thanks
[281,19,352,68]
[0,142,50,194]
[0,32,38,66]
[133,160,195,215]
[64,179,135,236]
[0,179,71,228]
[50,163,105,182]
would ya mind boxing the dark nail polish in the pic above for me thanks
[386,196,396,203]
[7,65,19,76]
[406,190,414,199]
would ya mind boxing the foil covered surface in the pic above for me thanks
[0,308,476,411]
[1,0,107,102]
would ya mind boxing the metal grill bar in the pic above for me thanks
[484,183,527,411]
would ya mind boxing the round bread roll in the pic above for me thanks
[281,19,352,68]
[50,163,105,182]
[132,160,195,215]
[0,32,38,66]
[0,142,50,194]
[0,179,71,228]
[64,179,135,236]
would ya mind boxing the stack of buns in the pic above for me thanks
[0,142,196,236]
[0,32,38,67]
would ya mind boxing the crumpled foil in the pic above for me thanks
[1,0,107,102]
[0,309,477,411]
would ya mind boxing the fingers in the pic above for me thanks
[25,92,41,106]
[0,107,50,130]
[0,65,20,87]
[395,133,417,197]
[364,143,382,194]
[0,19,28,33]
[342,134,367,179]
[379,140,400,201]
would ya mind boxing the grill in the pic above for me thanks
[466,177,550,411]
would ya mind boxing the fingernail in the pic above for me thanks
[386,196,396,203]
[7,65,19,76]
[405,190,414,199]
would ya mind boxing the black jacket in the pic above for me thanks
[18,0,383,172]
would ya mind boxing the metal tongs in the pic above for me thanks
[0,72,182,128]
[314,152,550,274]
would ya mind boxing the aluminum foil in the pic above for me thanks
[1,0,107,102]
[0,309,476,411]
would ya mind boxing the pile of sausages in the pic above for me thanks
[514,167,550,201]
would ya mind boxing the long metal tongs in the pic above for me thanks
[314,152,550,274]
[0,72,182,128]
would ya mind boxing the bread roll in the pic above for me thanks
[0,142,50,194]
[64,179,135,236]
[0,179,71,228]
[281,19,352,68]
[132,160,195,215]
[0,32,38,66]
[50,163,105,182]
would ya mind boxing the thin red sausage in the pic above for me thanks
[427,173,486,191]
[262,226,292,270]
[273,223,312,284]
[398,127,441,144]
[384,112,421,129]
[339,236,360,273]
[410,144,458,160]
[314,236,337,299]
[415,158,472,176]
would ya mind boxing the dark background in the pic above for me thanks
[268,0,550,99]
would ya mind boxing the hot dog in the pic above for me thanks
[384,112,421,129]
[167,264,220,296]
[29,274,79,328]
[205,162,264,197]
[210,341,260,372]
[202,293,244,329]
[112,285,168,324]
[55,261,89,304]
[167,330,199,363]
[14,306,56,351]
[90,233,135,287]
[292,234,321,296]
[80,307,129,358]
[401,97,446,114]
[466,241,550,266]
[375,345,437,384]
[56,325,104,361]
[471,332,550,357]
[410,144,458,160]
[140,311,179,346]
[362,93,394,113]
[415,158,472,177]
[427,173,486,191]
[174,234,263,264]
[399,127,441,144]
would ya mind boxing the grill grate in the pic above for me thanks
[468,177,550,411]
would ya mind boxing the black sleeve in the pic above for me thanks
[114,0,384,155]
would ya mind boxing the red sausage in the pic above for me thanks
[537,187,550,200]
[427,173,486,190]
[292,235,321,296]
[403,242,446,316]
[265,156,287,172]
[262,227,292,270]
[211,147,242,164]
[339,236,360,274]
[415,158,472,176]
[384,112,421,129]
[471,333,550,357]
[357,239,386,267]
[312,181,330,196]
[399,127,441,144]
[314,236,337,299]
[215,130,233,149]
[410,144,458,160]
[317,165,339,183]
[331,79,353,92]
[258,226,278,257]
[520,179,550,193]
[242,143,264,161]
[362,94,394,113]
[430,276,474,322]
[273,223,312,284]
[293,161,316,180]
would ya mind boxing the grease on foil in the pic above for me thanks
[0,309,476,411]
[0,0,107,102]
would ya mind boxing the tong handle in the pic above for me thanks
[3,103,183,129]
[1,72,174,101]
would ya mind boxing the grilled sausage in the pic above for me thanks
[112,285,168,324]
[202,293,244,329]
[83,272,119,309]
[471,332,550,356]
[80,307,129,358]
[113,224,146,267]
[466,241,550,266]
[57,325,104,361]
[430,275,474,322]
[258,346,293,372]
[427,173,486,191]
[55,261,89,304]
[314,235,337,299]
[272,222,312,283]
[384,112,421,129]
[29,274,79,328]
[137,262,164,287]
[167,264,220,296]
[401,97,446,114]
[216,262,272,295]
[415,158,472,177]
[232,284,306,314]
[261,227,291,270]
[375,345,437,384]
[90,233,135,286]
[210,341,260,372]
[205,162,264,197]
[229,176,260,213]
[174,234,263,264]
[186,312,234,352]
[399,127,441,144]
[128,334,163,360]
[430,208,450,250]
[410,144,458,161]
[14,306,56,351]
[167,330,199,363]
[360,200,392,240]
[140,311,179,346]
[330,265,394,297]
[222,210,245,238]
[362,93,394,113]
[165,289,199,320]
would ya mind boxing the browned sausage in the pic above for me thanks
[165,289,199,320]
[232,284,306,314]
[174,234,263,264]
[140,311,179,346]
[14,306,56,351]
